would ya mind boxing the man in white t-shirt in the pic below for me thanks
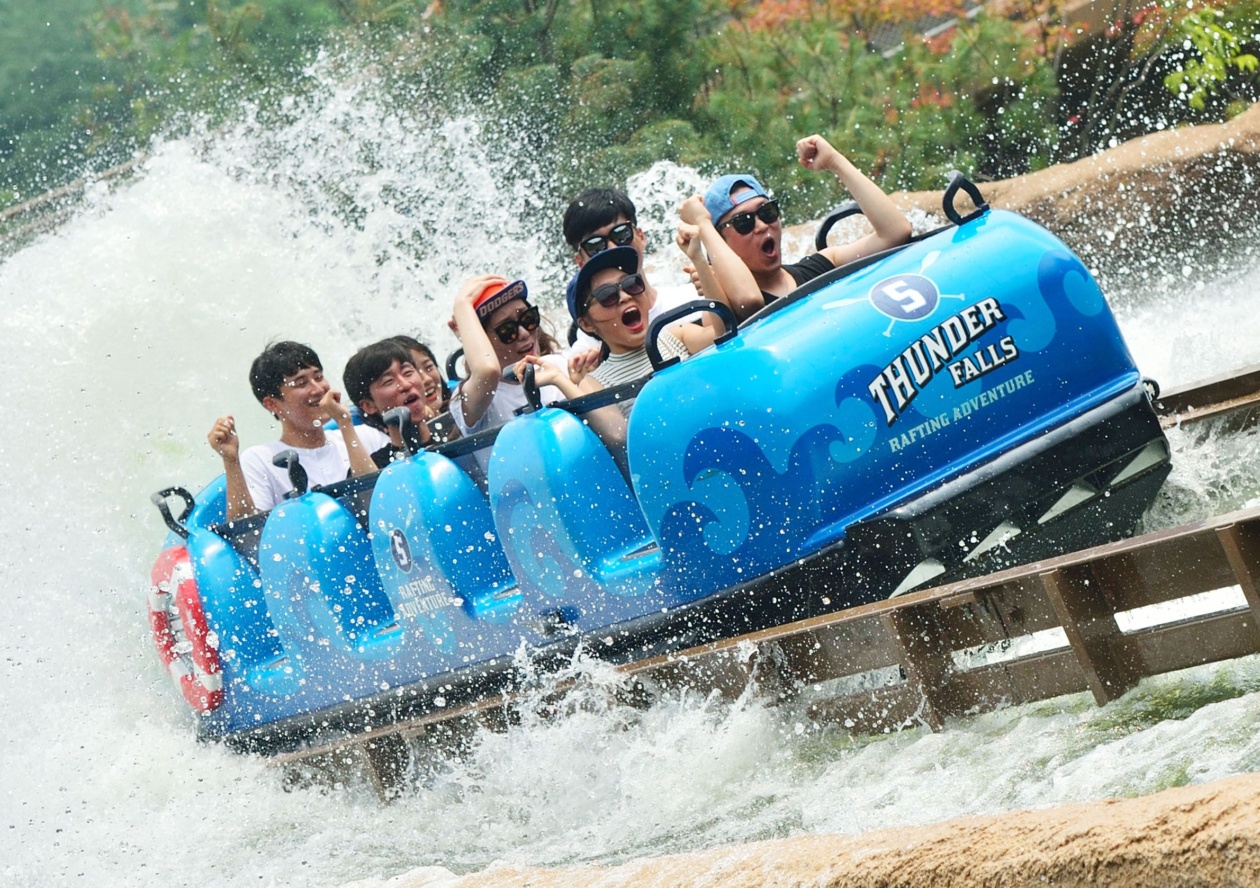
[561,187,701,354]
[206,341,387,521]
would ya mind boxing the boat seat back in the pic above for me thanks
[488,408,666,629]
[184,525,298,698]
[630,209,1145,598]
[258,492,403,670]
[368,451,519,623]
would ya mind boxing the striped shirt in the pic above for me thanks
[591,332,689,414]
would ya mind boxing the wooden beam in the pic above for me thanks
[1215,522,1260,644]
[1156,363,1260,427]
[882,605,948,731]
[359,733,410,802]
[267,504,1260,790]
[1039,566,1147,705]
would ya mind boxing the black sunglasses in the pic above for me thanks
[491,305,541,344]
[585,273,646,312]
[579,222,635,257]
[717,200,781,235]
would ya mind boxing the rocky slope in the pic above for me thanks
[898,102,1260,277]
[367,770,1260,887]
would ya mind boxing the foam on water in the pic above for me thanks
[2,66,1259,887]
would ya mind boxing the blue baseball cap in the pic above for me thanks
[564,272,580,321]
[568,246,640,319]
[703,174,771,226]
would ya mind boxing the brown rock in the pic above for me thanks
[894,102,1260,275]
[369,771,1260,887]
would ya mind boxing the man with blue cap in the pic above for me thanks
[686,134,912,315]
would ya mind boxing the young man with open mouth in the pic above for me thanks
[700,134,912,314]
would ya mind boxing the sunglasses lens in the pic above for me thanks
[621,274,646,297]
[610,222,634,245]
[580,222,634,256]
[493,307,540,343]
[590,284,622,308]
[730,212,756,235]
[723,200,779,235]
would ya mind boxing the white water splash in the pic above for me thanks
[2,61,1260,888]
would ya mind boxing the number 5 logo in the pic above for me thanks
[869,274,939,321]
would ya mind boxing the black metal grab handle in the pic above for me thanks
[151,486,196,539]
[521,361,542,413]
[445,347,465,382]
[646,300,739,371]
[814,200,863,251]
[273,449,309,499]
[383,406,426,455]
[942,170,989,226]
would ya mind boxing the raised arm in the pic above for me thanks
[679,195,765,323]
[448,274,507,429]
[207,415,258,521]
[318,389,378,477]
[797,134,912,267]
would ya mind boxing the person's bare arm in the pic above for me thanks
[669,321,719,354]
[797,134,912,267]
[679,195,765,322]
[207,415,258,521]
[517,355,626,450]
[319,389,378,477]
[568,347,602,387]
[449,275,506,429]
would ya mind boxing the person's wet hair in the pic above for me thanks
[343,339,417,431]
[563,187,637,249]
[248,340,322,405]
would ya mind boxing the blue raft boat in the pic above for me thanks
[148,178,1171,752]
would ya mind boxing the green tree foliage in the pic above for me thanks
[1,0,415,205]
[702,6,1059,213]
[399,0,720,206]
[1165,7,1259,110]
[1003,0,1260,159]
[0,0,140,203]
[3,0,1259,216]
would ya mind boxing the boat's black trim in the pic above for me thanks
[646,300,738,370]
[556,378,649,414]
[741,239,922,327]
[942,170,989,226]
[444,347,464,383]
[152,486,196,539]
[741,171,991,330]
[814,200,862,251]
[430,424,500,459]
[205,384,643,554]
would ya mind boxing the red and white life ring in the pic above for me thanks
[149,547,224,712]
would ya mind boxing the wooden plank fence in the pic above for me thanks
[269,368,1260,799]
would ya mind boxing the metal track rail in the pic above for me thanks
[1155,363,1260,429]
[269,366,1260,798]
[275,502,1260,798]
[627,503,1260,733]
